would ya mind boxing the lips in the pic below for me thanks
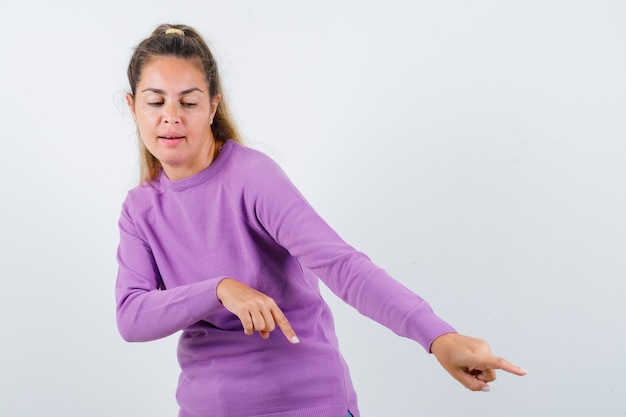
[159,135,185,139]
[158,134,185,146]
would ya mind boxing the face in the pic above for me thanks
[127,56,221,180]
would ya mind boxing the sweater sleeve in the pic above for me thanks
[115,199,224,342]
[245,158,456,352]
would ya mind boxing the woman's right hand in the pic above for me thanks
[430,333,526,392]
[216,278,299,344]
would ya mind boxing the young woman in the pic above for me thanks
[116,24,526,417]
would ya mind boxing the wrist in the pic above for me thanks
[430,331,458,354]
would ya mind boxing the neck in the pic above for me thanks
[162,140,224,181]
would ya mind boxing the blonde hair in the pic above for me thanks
[127,23,242,183]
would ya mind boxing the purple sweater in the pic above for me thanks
[116,140,455,417]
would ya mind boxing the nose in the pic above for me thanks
[163,102,180,124]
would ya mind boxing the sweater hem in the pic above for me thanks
[250,405,349,417]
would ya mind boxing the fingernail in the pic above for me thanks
[481,385,491,392]
[520,368,528,374]
[291,336,300,344]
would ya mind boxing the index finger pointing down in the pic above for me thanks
[271,307,299,344]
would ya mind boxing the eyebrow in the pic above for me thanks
[140,87,205,96]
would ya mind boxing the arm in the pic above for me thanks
[244,159,455,350]
[115,202,224,342]
[246,159,526,388]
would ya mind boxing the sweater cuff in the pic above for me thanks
[185,277,228,322]
[408,306,457,353]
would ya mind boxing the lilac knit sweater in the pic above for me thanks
[115,140,455,417]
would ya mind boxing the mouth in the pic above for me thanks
[158,135,185,146]
[159,135,185,140]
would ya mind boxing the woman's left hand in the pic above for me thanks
[430,333,526,392]
[216,278,299,344]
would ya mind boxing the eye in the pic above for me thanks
[148,102,164,107]
[181,102,197,108]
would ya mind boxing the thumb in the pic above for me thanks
[454,370,491,392]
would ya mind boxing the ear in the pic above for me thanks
[126,93,137,121]
[210,94,221,120]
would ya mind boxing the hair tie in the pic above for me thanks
[164,28,185,36]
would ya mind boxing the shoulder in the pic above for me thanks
[224,141,290,184]
[221,142,305,213]
[121,179,161,218]
[227,141,283,170]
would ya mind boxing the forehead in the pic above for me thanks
[139,56,207,92]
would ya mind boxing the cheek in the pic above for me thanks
[135,112,158,132]
[134,118,157,148]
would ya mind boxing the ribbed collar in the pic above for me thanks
[157,139,234,192]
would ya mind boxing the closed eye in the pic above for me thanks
[148,102,164,107]
[182,102,197,108]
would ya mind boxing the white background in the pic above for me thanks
[1,1,625,416]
